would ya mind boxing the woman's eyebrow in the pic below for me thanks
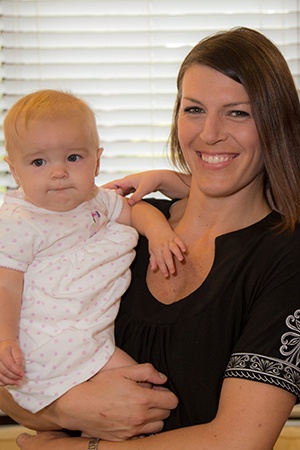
[182,96,202,104]
[182,97,251,108]
[223,101,251,108]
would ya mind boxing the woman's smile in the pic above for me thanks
[197,151,238,165]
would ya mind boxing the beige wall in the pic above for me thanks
[0,425,35,450]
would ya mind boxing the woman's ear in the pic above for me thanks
[4,155,20,186]
[95,147,103,176]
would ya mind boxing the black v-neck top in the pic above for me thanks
[115,199,300,431]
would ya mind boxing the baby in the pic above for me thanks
[0,89,185,413]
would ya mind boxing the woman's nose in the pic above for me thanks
[200,114,227,145]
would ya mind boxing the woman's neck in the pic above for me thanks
[170,184,272,241]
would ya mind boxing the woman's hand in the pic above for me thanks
[48,363,178,440]
[102,170,191,205]
[0,364,177,440]
[16,431,88,450]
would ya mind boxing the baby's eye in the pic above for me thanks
[32,159,46,167]
[68,154,81,162]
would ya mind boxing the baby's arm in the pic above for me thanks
[118,198,186,277]
[0,267,24,386]
[103,169,191,205]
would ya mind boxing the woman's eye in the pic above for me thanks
[68,154,80,162]
[32,159,46,167]
[230,110,250,118]
[184,106,203,114]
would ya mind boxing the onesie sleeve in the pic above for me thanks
[224,228,300,402]
[0,204,42,272]
[95,187,125,223]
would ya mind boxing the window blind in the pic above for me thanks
[0,0,299,196]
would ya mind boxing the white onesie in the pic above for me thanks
[0,187,138,412]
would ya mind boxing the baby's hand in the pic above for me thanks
[149,232,186,277]
[0,340,24,386]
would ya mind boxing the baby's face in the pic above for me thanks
[6,115,101,212]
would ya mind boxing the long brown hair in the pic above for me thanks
[169,27,300,231]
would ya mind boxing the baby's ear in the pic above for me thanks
[4,156,20,186]
[95,147,103,176]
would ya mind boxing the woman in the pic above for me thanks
[2,26,300,450]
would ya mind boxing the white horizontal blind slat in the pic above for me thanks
[0,0,299,198]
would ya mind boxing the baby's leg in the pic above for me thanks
[101,347,136,371]
[83,348,151,440]
[81,348,137,438]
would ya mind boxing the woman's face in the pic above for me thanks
[177,64,264,200]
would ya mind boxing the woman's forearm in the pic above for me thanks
[158,171,191,200]
[50,366,177,439]
[99,379,295,450]
[1,364,177,440]
[0,387,61,430]
[14,380,295,450]
[16,431,90,450]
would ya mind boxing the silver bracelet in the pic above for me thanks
[88,437,100,450]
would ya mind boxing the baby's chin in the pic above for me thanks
[25,189,81,212]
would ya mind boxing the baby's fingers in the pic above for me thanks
[174,237,187,254]
[11,346,24,374]
[0,361,23,386]
[0,342,24,379]
[150,252,173,278]
[168,238,186,262]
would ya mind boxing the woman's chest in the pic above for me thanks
[147,237,216,304]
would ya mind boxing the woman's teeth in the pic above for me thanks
[201,153,234,164]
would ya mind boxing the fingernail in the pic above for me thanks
[159,372,167,380]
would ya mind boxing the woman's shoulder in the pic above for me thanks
[268,214,300,248]
[144,197,177,218]
[225,211,300,246]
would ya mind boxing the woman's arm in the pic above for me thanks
[15,378,296,450]
[102,170,191,205]
[99,378,296,450]
[0,364,178,439]
[0,388,64,431]
[16,432,89,450]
